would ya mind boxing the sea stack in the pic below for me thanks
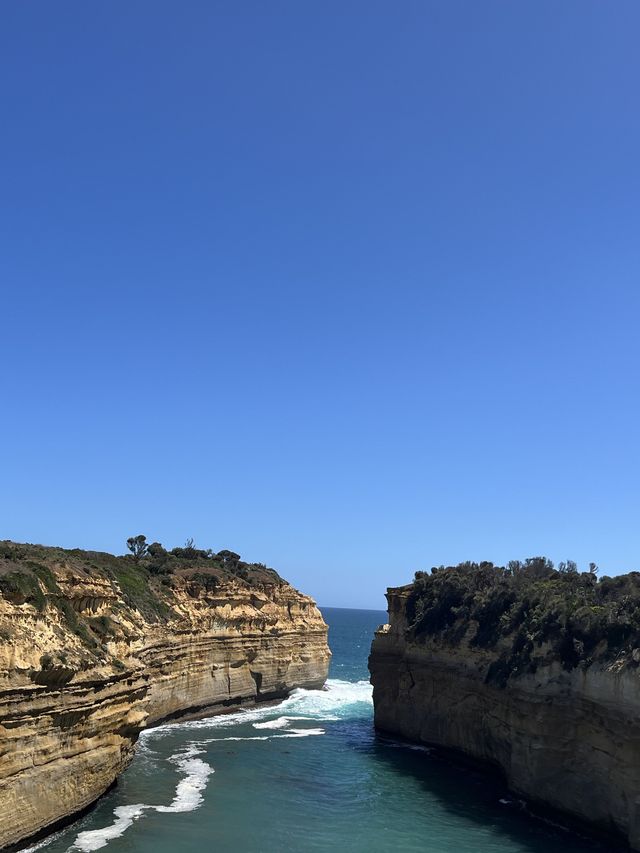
[0,541,330,849]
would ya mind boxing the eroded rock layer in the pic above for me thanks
[0,547,330,849]
[369,586,640,851]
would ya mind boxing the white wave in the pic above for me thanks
[277,727,325,738]
[253,716,293,729]
[139,703,277,737]
[276,679,372,719]
[215,735,270,741]
[68,716,323,852]
[253,715,312,730]
[73,805,146,852]
[155,754,213,813]
[68,678,367,851]
[142,711,258,736]
[213,728,326,740]
[141,679,370,740]
[20,714,323,853]
[70,748,213,851]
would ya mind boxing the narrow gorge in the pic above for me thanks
[369,561,640,851]
[0,542,330,849]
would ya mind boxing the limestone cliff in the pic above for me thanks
[0,542,330,849]
[370,573,640,850]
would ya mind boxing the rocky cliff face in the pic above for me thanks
[0,543,330,849]
[370,585,640,851]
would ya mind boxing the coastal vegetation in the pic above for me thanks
[406,558,640,685]
[372,572,640,849]
[0,538,329,850]
[0,538,284,646]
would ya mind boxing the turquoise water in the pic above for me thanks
[30,607,611,853]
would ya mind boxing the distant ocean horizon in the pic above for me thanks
[319,604,388,619]
[319,605,387,610]
[29,607,608,853]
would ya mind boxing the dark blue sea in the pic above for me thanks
[29,607,609,852]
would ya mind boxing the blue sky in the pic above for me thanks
[2,2,639,609]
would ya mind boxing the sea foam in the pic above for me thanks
[73,805,147,852]
[140,679,371,740]
[154,752,213,813]
[277,679,372,719]
[70,748,214,852]
[65,679,369,851]
[278,727,326,738]
[253,716,296,729]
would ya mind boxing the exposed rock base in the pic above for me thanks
[369,586,640,850]
[0,553,329,848]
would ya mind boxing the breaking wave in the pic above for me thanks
[154,749,212,813]
[278,679,372,719]
[72,806,146,852]
[65,680,369,851]
[70,747,213,852]
[140,679,372,741]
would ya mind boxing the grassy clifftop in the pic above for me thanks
[0,539,286,638]
[405,558,640,686]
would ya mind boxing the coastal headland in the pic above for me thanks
[370,559,640,850]
[0,540,330,849]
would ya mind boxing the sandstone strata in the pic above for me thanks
[0,548,330,849]
[369,585,640,850]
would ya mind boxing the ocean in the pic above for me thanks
[29,607,608,853]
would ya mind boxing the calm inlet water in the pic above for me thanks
[30,607,609,853]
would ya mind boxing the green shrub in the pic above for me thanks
[109,564,172,621]
[56,598,79,630]
[0,572,46,611]
[0,542,28,560]
[406,558,640,685]
[33,564,61,593]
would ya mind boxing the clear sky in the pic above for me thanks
[2,2,639,609]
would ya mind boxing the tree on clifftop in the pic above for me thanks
[126,534,148,562]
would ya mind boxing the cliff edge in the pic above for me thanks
[369,559,640,850]
[0,541,330,849]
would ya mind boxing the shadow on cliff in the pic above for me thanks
[361,726,627,853]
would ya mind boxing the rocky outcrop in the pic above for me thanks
[0,546,330,849]
[369,585,640,850]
